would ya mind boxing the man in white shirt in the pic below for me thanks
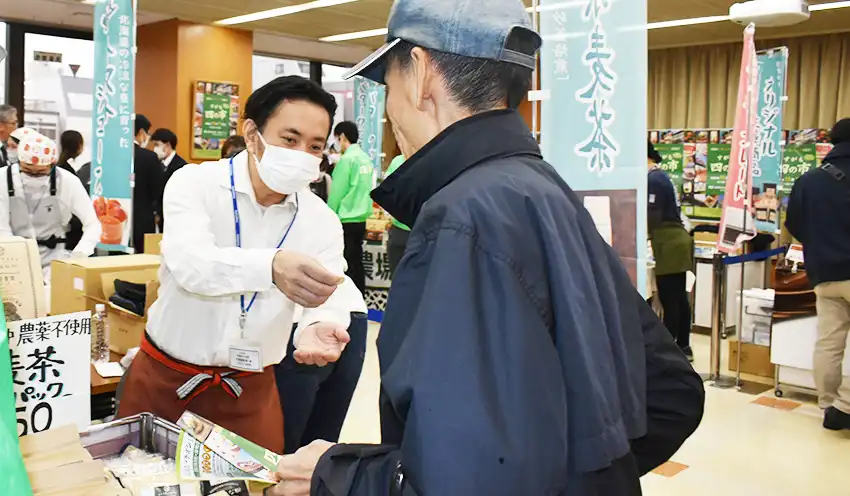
[0,131,101,281]
[117,76,360,454]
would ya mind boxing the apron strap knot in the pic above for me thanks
[176,371,244,402]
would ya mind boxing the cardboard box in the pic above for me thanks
[101,271,159,354]
[144,233,163,255]
[50,255,160,316]
[0,237,48,320]
[729,340,775,379]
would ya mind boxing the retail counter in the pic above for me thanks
[772,316,850,396]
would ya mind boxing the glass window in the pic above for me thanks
[252,54,310,91]
[24,33,94,167]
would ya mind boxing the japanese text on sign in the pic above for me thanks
[9,312,92,436]
[364,245,391,289]
[575,0,620,175]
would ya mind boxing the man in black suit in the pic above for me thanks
[0,105,18,168]
[150,128,188,186]
[133,115,165,253]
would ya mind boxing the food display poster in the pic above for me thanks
[193,81,240,161]
[91,0,135,251]
[752,48,788,234]
[650,128,830,221]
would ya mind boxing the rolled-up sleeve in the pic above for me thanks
[160,165,278,297]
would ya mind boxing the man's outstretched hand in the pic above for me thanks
[294,322,350,367]
[272,251,343,308]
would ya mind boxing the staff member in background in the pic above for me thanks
[648,141,694,362]
[133,115,166,253]
[0,131,101,281]
[309,155,333,203]
[117,76,356,453]
[57,130,86,250]
[0,105,18,168]
[328,121,374,294]
[271,1,703,494]
[786,117,850,431]
[222,135,248,160]
[151,128,188,186]
[385,154,409,274]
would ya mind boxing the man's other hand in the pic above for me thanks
[268,440,336,496]
[294,322,350,367]
[273,251,343,307]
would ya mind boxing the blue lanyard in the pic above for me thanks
[229,157,299,327]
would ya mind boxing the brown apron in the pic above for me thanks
[117,335,284,453]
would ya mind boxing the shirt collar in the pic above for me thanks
[372,109,541,228]
[163,151,176,167]
[343,143,362,156]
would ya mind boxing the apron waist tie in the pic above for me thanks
[36,235,66,249]
[140,335,255,404]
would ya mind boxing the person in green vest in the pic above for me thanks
[328,121,375,294]
[385,154,410,274]
[648,141,695,362]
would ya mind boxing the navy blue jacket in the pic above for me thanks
[786,142,850,287]
[648,167,681,228]
[312,110,704,496]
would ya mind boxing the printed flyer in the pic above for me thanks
[177,432,270,484]
[177,411,281,484]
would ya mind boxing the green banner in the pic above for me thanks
[0,300,33,495]
[202,94,231,140]
[780,144,817,197]
[653,144,685,190]
[688,143,730,220]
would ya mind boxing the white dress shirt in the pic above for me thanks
[147,151,362,367]
[0,165,102,257]
[162,151,176,169]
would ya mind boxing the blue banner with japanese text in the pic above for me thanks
[752,48,788,234]
[91,0,135,250]
[540,0,648,294]
[354,77,385,177]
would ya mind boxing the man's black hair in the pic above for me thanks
[135,114,151,135]
[334,121,359,144]
[244,76,338,135]
[386,31,537,113]
[830,118,850,146]
[648,141,663,164]
[151,128,178,149]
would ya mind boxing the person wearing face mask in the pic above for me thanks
[133,114,166,252]
[0,131,101,283]
[270,1,704,495]
[0,105,18,168]
[151,128,188,186]
[116,76,364,453]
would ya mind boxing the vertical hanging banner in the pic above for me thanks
[751,48,788,234]
[91,0,136,251]
[354,77,386,177]
[540,0,648,292]
[717,25,758,254]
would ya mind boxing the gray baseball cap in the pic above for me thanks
[343,0,541,84]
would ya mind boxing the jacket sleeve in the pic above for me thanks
[629,289,705,475]
[327,157,351,214]
[784,179,804,242]
[312,226,568,496]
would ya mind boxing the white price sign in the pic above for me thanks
[8,312,92,436]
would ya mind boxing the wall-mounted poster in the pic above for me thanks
[193,81,240,161]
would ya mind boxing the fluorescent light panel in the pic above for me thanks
[809,0,850,10]
[320,28,387,42]
[216,0,358,26]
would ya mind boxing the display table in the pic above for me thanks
[771,316,850,396]
[91,352,124,419]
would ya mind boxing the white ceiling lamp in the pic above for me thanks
[216,0,359,26]
[320,28,388,42]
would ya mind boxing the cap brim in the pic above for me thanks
[342,38,401,84]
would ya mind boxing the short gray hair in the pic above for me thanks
[0,105,18,124]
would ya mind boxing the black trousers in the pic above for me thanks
[387,225,410,276]
[655,272,691,349]
[275,313,368,454]
[343,222,367,294]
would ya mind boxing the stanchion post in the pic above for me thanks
[708,252,737,388]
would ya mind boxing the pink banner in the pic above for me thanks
[717,25,759,254]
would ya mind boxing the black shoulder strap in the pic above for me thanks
[6,164,14,197]
[821,163,850,190]
[49,166,57,196]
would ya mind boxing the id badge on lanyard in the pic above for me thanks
[227,157,298,373]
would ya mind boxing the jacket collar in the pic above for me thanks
[344,143,363,156]
[825,142,850,165]
[372,109,541,228]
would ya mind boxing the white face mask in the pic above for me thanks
[253,133,321,195]
[154,145,168,161]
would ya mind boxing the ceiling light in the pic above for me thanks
[320,28,388,42]
[809,0,850,10]
[216,0,358,26]
[81,0,97,4]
